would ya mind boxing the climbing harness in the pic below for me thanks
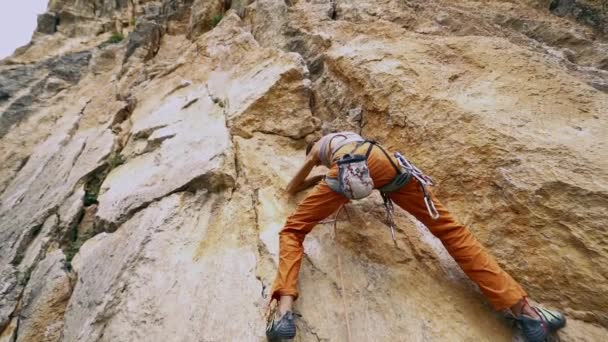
[380,191,398,246]
[378,150,440,244]
[326,140,440,244]
[394,151,439,221]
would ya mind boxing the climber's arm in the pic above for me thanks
[292,175,324,194]
[286,153,321,195]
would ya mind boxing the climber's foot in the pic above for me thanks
[266,311,296,341]
[511,306,566,342]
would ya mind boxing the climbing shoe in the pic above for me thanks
[513,306,566,342]
[266,311,296,341]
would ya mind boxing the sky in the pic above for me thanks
[0,1,49,59]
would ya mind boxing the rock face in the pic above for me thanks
[1,0,607,341]
[17,250,72,342]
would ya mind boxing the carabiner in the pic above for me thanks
[424,195,440,220]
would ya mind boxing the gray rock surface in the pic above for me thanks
[95,83,235,225]
[0,51,91,139]
[0,116,113,329]
[549,0,608,33]
[0,65,37,102]
[37,12,59,34]
[188,0,225,38]
[17,250,72,342]
[124,20,163,62]
[63,191,262,341]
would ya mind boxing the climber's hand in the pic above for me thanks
[286,156,317,195]
[291,175,323,194]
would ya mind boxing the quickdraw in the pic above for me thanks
[380,151,439,245]
[394,152,439,220]
[380,191,398,247]
[326,139,440,245]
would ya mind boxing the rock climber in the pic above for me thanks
[266,131,566,342]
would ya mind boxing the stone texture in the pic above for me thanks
[0,115,114,329]
[95,82,235,224]
[44,0,130,37]
[0,317,17,342]
[188,0,225,38]
[302,19,608,325]
[43,51,92,83]
[17,251,72,342]
[17,215,59,276]
[0,50,91,139]
[37,12,59,34]
[208,49,319,139]
[124,20,163,62]
[0,65,37,102]
[251,0,289,49]
[97,13,321,224]
[549,0,608,33]
[63,191,263,341]
[1,0,607,341]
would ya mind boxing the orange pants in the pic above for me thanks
[271,144,527,310]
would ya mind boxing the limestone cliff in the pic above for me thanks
[1,0,607,341]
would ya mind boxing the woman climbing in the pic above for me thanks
[266,131,566,342]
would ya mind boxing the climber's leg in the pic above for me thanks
[267,168,348,341]
[270,179,348,307]
[277,295,293,316]
[367,150,565,339]
[388,180,527,310]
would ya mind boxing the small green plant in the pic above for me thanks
[107,152,125,169]
[83,152,124,206]
[19,267,32,286]
[11,251,25,266]
[130,18,137,26]
[108,31,125,44]
[19,268,32,286]
[84,169,107,206]
[212,14,223,28]
[64,229,96,270]
[30,223,43,237]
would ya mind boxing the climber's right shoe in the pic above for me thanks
[266,311,296,341]
[513,306,566,342]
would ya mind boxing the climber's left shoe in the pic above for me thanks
[266,311,296,341]
[511,305,566,342]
